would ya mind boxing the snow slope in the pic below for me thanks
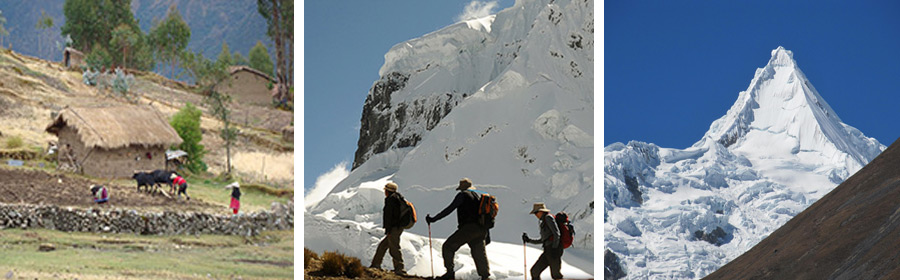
[306,0,594,278]
[604,47,884,279]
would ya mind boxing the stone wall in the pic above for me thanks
[0,201,293,236]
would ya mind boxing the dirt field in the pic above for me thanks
[0,167,215,212]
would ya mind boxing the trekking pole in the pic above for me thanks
[428,222,434,279]
[523,241,527,280]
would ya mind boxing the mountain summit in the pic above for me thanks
[698,46,881,175]
[604,47,884,279]
[308,0,594,278]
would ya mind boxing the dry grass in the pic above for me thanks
[304,248,429,280]
[305,247,319,269]
[319,251,366,279]
[243,182,294,197]
[5,135,23,148]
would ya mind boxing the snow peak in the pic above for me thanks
[468,190,498,228]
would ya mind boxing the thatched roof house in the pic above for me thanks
[63,47,85,69]
[46,105,183,178]
[215,66,276,106]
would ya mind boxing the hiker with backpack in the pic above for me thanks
[522,203,568,280]
[370,182,409,276]
[425,178,493,280]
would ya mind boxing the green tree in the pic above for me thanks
[186,52,234,174]
[85,43,111,71]
[170,103,207,173]
[149,5,190,79]
[0,10,9,48]
[62,0,139,54]
[62,0,101,52]
[232,52,248,66]
[130,33,156,71]
[257,0,293,106]
[248,41,273,76]
[35,10,54,57]
[204,87,236,175]
[216,42,233,68]
[110,24,138,69]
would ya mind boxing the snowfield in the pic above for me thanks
[307,0,594,278]
[305,209,593,279]
[604,47,884,279]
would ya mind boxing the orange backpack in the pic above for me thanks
[469,190,499,228]
[399,196,417,229]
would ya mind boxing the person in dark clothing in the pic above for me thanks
[370,182,406,276]
[425,178,491,280]
[522,203,563,280]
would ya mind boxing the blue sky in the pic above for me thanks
[605,1,900,149]
[304,1,515,190]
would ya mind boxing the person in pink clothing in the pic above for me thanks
[89,184,109,204]
[225,182,241,214]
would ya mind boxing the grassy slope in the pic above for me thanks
[0,228,293,279]
[180,175,293,213]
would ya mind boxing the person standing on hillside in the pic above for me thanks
[425,178,491,280]
[225,182,241,214]
[522,203,563,280]
[370,182,406,276]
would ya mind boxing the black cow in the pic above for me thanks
[132,171,156,193]
[150,169,176,193]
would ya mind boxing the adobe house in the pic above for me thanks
[45,105,183,178]
[215,66,276,106]
[63,47,85,69]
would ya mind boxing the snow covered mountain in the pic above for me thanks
[306,0,594,279]
[604,47,885,279]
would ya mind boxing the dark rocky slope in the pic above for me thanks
[705,137,900,279]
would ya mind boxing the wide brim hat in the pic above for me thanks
[456,178,473,190]
[529,203,551,214]
[384,182,398,192]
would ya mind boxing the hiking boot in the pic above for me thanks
[392,269,407,276]
[437,272,455,279]
[367,265,381,270]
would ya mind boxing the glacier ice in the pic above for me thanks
[604,47,885,279]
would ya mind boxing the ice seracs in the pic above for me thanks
[604,46,884,279]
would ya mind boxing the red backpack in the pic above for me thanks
[554,212,575,249]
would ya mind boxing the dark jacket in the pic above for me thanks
[432,190,480,227]
[383,191,403,229]
[527,213,560,248]
[231,187,242,200]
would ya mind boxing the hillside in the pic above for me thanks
[0,48,293,187]
[704,137,900,279]
[0,0,274,75]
